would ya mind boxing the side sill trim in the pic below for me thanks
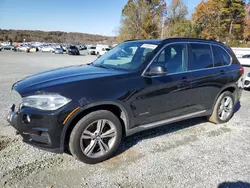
[126,110,206,136]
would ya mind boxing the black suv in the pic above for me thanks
[67,46,80,55]
[7,38,244,164]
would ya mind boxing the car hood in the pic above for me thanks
[13,64,127,95]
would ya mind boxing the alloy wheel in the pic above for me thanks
[218,96,233,121]
[80,119,117,158]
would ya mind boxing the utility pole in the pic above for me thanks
[161,14,165,39]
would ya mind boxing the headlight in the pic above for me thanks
[22,94,71,111]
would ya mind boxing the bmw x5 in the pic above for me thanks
[7,38,244,164]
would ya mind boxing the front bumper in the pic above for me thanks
[6,105,64,153]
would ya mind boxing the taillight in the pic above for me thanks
[240,66,244,76]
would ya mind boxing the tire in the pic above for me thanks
[207,91,235,124]
[69,110,122,164]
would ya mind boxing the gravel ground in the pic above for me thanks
[0,51,250,188]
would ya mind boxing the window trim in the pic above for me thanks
[142,42,232,78]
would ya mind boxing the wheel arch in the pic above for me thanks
[60,101,130,151]
[211,84,238,113]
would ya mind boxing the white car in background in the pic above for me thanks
[87,46,96,55]
[244,72,250,89]
[18,46,30,52]
[238,54,250,66]
[96,47,110,56]
[41,46,54,52]
[96,44,110,56]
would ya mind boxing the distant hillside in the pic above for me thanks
[0,29,117,44]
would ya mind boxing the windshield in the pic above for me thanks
[90,47,96,49]
[92,41,158,70]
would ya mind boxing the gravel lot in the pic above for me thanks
[0,51,250,188]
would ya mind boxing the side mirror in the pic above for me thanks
[145,65,167,76]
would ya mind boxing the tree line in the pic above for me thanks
[0,29,116,44]
[119,0,250,46]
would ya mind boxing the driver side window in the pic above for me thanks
[152,43,188,74]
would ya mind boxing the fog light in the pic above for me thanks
[22,114,31,124]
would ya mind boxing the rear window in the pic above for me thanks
[189,43,213,70]
[90,47,96,49]
[212,46,231,67]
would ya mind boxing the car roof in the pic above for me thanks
[124,38,225,46]
[124,39,163,44]
[163,38,224,45]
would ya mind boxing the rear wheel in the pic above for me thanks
[207,91,235,124]
[69,110,122,164]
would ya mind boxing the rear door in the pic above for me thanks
[188,43,229,112]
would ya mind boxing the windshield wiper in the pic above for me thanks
[92,64,109,69]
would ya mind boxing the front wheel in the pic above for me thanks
[69,110,122,164]
[207,91,235,124]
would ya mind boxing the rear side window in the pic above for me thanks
[212,46,231,66]
[189,43,213,70]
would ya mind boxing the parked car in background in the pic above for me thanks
[87,46,96,55]
[38,46,44,51]
[231,47,250,58]
[51,46,56,53]
[7,38,244,164]
[42,46,54,52]
[96,44,110,56]
[96,47,110,57]
[18,46,30,52]
[29,47,38,53]
[62,46,67,52]
[3,45,16,51]
[78,45,87,51]
[67,46,80,55]
[55,48,64,54]
[244,72,250,89]
[237,55,250,66]
[242,54,250,58]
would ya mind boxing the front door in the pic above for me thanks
[130,43,194,126]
